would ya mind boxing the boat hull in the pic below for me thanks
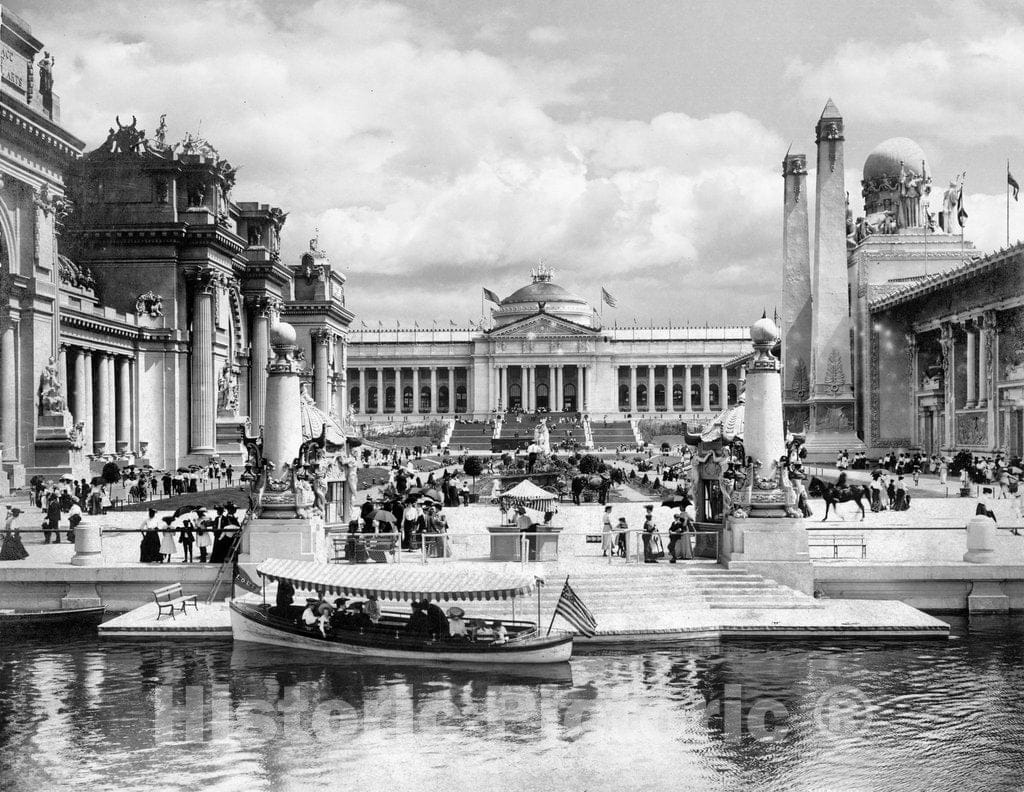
[0,606,106,632]
[230,602,573,664]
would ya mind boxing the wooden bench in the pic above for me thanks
[153,583,199,619]
[809,534,867,559]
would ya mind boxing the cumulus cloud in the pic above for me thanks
[527,26,566,45]
[27,0,790,325]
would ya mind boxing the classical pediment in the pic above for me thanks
[489,313,596,339]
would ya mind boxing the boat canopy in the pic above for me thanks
[256,559,542,602]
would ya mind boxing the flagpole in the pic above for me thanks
[1008,159,1011,247]
[546,576,570,635]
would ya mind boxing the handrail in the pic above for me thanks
[206,513,251,604]
[602,527,719,564]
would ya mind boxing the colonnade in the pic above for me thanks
[350,366,467,414]
[66,345,135,454]
[490,363,588,412]
[620,363,730,412]
[962,313,996,409]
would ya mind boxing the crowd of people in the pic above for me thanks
[137,502,241,564]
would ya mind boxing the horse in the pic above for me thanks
[808,477,867,521]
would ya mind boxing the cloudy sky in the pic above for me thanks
[13,0,1024,325]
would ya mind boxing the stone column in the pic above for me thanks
[95,355,111,454]
[584,365,592,412]
[358,368,366,414]
[0,323,15,460]
[81,349,94,451]
[376,368,384,414]
[702,365,711,412]
[313,329,331,412]
[781,151,812,410]
[966,327,977,408]
[940,322,956,450]
[116,356,131,453]
[666,365,674,412]
[249,298,273,432]
[73,348,88,427]
[412,367,420,414]
[978,319,992,409]
[554,365,562,412]
[430,367,437,414]
[190,271,217,453]
[629,366,637,412]
[58,344,68,402]
[721,366,729,407]
[684,366,692,412]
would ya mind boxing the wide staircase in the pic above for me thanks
[546,420,586,448]
[448,421,495,452]
[589,420,636,449]
[436,563,820,635]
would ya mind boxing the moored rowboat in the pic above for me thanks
[0,606,106,632]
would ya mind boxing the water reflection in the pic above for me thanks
[3,616,1024,791]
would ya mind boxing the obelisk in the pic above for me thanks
[780,150,812,432]
[806,98,863,456]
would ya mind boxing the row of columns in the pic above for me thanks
[68,346,134,454]
[491,363,587,412]
[963,314,996,409]
[353,366,464,414]
[624,364,729,412]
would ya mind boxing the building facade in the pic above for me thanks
[0,10,352,484]
[347,266,749,420]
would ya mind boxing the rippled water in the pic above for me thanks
[2,616,1024,791]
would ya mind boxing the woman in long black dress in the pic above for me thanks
[0,507,28,561]
[138,508,162,563]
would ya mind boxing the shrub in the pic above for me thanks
[463,456,484,485]
[101,462,121,484]
[578,454,601,475]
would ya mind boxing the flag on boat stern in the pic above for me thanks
[554,579,597,637]
[234,567,263,595]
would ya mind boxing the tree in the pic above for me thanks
[101,461,121,484]
[463,455,484,487]
[578,454,601,475]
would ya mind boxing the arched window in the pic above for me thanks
[385,386,396,410]
[437,386,450,413]
[672,384,683,408]
[509,384,522,409]
[654,383,666,409]
[637,383,648,409]
[402,386,413,412]
[349,386,360,411]
[564,383,577,412]
[455,385,467,413]
[727,384,737,405]
[618,383,629,409]
[368,386,378,411]
[536,383,549,411]
[420,385,431,412]
[709,383,720,407]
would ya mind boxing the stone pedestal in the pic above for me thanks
[967,581,1009,614]
[237,515,327,581]
[721,516,814,595]
[964,516,996,563]
[61,582,102,610]
[71,523,104,566]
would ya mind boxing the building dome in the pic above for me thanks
[863,137,928,182]
[501,280,587,307]
[490,265,599,330]
[750,315,780,346]
[271,321,297,347]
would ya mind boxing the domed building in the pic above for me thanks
[346,264,748,421]
[861,136,931,224]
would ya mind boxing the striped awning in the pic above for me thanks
[256,559,541,602]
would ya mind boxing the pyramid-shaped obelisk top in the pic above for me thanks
[820,98,841,119]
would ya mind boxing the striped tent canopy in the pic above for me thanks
[257,558,541,602]
[501,480,556,511]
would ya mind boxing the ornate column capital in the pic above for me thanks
[311,327,332,345]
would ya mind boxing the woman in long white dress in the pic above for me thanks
[159,516,177,562]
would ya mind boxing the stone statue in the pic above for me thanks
[247,224,262,247]
[533,418,551,454]
[1004,352,1024,381]
[943,179,960,233]
[134,291,164,318]
[217,365,239,414]
[39,357,64,415]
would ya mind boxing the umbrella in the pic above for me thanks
[90,476,106,486]
[371,510,397,524]
[423,488,442,502]
[446,606,465,618]
[176,467,190,474]
[59,473,75,482]
[661,495,690,508]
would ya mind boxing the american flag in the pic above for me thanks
[553,579,597,637]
